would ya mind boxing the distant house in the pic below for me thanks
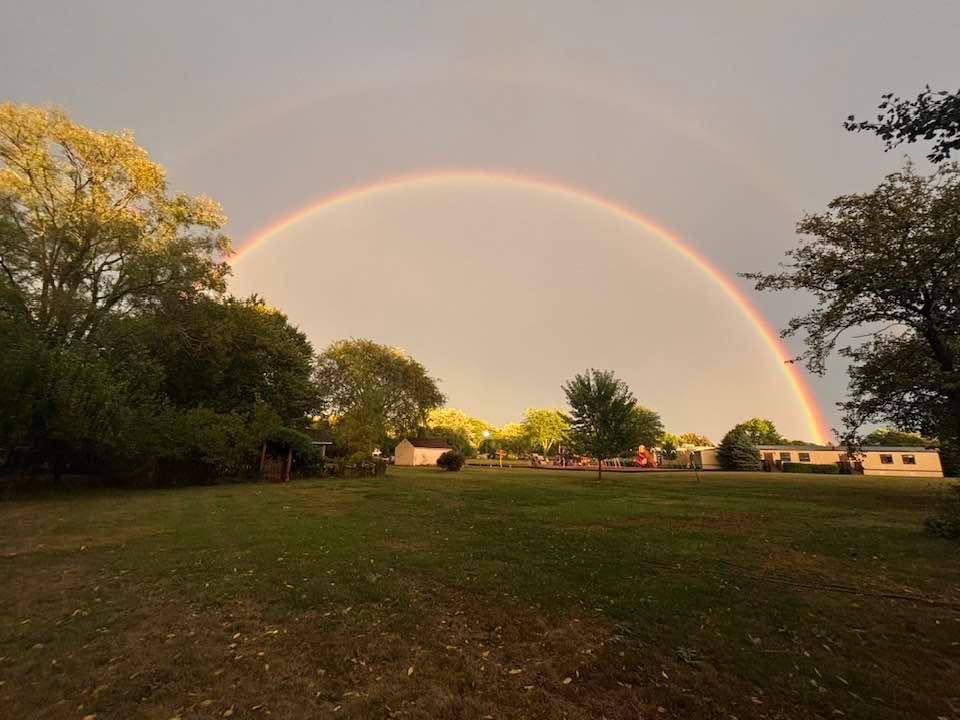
[394,437,451,466]
[695,445,943,478]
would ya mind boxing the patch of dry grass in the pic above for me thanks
[1,470,958,719]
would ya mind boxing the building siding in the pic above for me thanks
[394,440,449,466]
[695,446,942,478]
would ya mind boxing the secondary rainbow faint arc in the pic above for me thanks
[233,169,829,444]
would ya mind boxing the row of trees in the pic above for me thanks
[0,104,454,483]
[426,407,573,458]
[425,393,714,470]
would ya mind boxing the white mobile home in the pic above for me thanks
[695,445,943,478]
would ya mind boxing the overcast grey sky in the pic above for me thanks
[3,2,959,440]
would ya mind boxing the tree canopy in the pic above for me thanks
[678,432,712,447]
[521,408,569,456]
[493,422,532,457]
[658,432,680,459]
[0,103,230,345]
[844,87,960,163]
[316,339,444,447]
[0,105,318,483]
[426,408,492,456]
[730,418,785,446]
[563,369,651,479]
[862,428,930,447]
[631,406,664,449]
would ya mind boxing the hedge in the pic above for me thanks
[781,462,840,475]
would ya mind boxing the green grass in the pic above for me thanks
[1,468,958,719]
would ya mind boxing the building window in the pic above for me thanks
[798,452,811,462]
[879,454,893,464]
[779,452,791,462]
[901,454,917,465]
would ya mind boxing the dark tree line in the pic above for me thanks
[0,104,444,485]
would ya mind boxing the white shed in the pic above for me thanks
[394,438,451,466]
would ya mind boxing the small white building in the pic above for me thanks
[394,438,451,466]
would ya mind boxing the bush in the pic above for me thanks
[925,483,960,540]
[437,450,465,471]
[782,462,840,474]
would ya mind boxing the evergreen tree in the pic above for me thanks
[717,426,762,471]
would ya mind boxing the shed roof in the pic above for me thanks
[405,437,451,449]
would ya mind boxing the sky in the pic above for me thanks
[3,1,959,442]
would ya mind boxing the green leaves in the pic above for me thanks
[732,418,785,446]
[844,87,960,163]
[745,161,960,474]
[521,408,569,456]
[317,339,444,452]
[0,103,231,345]
[562,369,661,475]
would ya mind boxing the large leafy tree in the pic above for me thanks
[731,418,785,446]
[494,422,532,456]
[678,432,712,447]
[845,86,960,163]
[563,369,646,480]
[428,408,491,448]
[632,405,664,448]
[862,428,929,447]
[743,163,960,473]
[426,407,491,456]
[0,103,230,345]
[111,295,318,425]
[0,105,322,482]
[316,339,444,446]
[842,335,951,453]
[521,408,569,456]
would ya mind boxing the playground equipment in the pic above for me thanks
[636,445,657,468]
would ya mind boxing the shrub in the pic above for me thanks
[716,427,761,471]
[782,462,840,474]
[925,483,960,540]
[437,450,465,471]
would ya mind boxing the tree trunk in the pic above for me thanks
[597,457,602,481]
[944,389,960,476]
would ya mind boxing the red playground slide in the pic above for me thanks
[636,445,657,468]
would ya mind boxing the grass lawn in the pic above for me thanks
[2,468,958,720]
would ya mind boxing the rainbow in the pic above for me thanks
[233,169,829,444]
